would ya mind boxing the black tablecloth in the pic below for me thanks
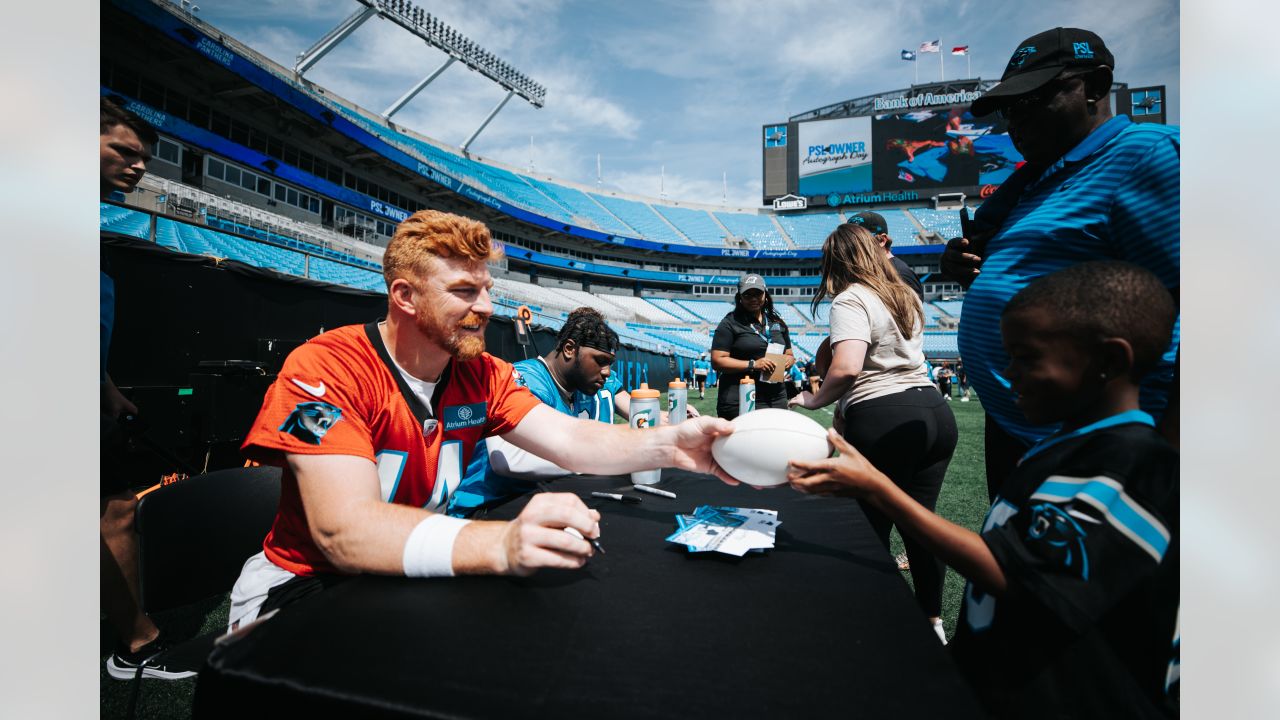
[196,470,982,718]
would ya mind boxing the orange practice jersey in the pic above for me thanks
[242,324,540,576]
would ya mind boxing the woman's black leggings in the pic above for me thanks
[842,385,958,617]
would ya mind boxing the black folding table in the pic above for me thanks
[196,469,982,718]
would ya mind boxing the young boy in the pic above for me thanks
[788,261,1178,718]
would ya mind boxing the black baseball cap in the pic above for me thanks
[847,211,888,236]
[970,28,1114,117]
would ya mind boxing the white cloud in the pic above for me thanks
[190,0,1179,206]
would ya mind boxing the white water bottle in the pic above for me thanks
[739,377,756,415]
[628,383,662,485]
[667,379,688,425]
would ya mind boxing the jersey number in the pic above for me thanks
[376,441,461,513]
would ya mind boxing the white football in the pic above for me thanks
[711,408,832,487]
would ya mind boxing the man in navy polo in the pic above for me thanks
[941,28,1179,501]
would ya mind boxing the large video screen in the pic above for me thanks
[871,106,1021,192]
[797,116,873,196]
[766,103,1026,205]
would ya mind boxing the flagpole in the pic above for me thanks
[967,52,971,79]
[940,38,945,81]
[914,56,918,85]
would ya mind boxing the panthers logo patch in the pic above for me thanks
[1007,45,1037,70]
[1026,502,1090,580]
[279,401,344,445]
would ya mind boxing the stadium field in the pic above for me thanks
[100,387,990,718]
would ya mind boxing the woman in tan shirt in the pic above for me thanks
[790,222,957,643]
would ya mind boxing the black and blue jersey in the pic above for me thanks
[951,411,1179,718]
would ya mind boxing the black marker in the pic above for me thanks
[536,482,605,554]
[591,491,642,505]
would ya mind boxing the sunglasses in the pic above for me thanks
[994,73,1087,120]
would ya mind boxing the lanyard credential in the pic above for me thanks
[749,316,772,345]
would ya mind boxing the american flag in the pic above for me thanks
[919,40,940,53]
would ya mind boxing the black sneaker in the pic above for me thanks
[105,635,197,681]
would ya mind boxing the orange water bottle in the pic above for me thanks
[629,383,662,485]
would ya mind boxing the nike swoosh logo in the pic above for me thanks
[291,378,326,397]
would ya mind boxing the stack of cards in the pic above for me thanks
[665,505,780,557]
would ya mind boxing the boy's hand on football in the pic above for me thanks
[788,429,891,498]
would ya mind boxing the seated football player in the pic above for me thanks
[227,210,735,631]
[448,307,698,516]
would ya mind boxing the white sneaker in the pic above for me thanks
[932,619,947,645]
[961,396,969,402]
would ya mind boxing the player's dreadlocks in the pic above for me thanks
[556,307,619,354]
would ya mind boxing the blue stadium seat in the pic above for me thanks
[100,203,152,239]
[524,179,634,236]
[909,207,970,239]
[772,302,807,328]
[589,194,687,245]
[676,299,733,324]
[791,333,826,360]
[646,298,703,323]
[879,209,923,247]
[774,212,844,249]
[307,256,385,292]
[714,212,788,250]
[932,300,963,318]
[650,205,727,246]
[922,332,959,356]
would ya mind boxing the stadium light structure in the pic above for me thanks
[295,0,545,152]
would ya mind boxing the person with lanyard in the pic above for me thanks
[448,307,698,516]
[941,27,1179,502]
[710,274,795,419]
[788,223,955,643]
[787,261,1179,718]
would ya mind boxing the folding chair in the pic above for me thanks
[126,465,281,717]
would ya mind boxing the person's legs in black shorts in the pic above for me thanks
[841,386,958,619]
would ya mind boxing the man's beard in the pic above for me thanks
[564,357,600,395]
[417,310,486,360]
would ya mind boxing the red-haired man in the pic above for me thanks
[228,210,737,628]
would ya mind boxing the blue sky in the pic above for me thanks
[192,0,1179,208]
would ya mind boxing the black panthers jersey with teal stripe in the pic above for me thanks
[950,419,1179,719]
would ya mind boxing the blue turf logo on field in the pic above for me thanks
[443,402,487,431]
[1072,42,1095,59]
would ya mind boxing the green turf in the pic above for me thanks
[101,385,989,717]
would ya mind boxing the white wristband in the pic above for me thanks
[402,514,471,578]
